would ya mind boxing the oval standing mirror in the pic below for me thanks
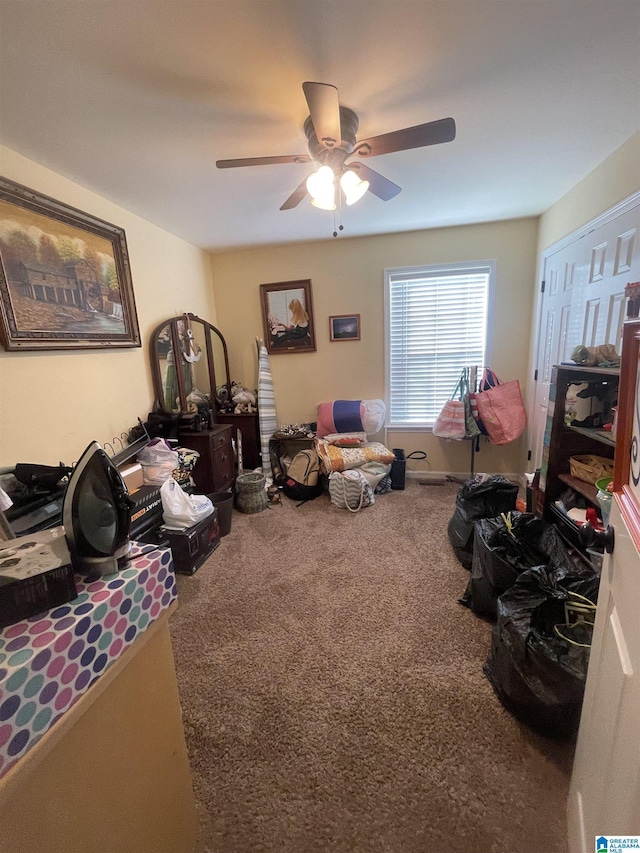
[150,314,231,415]
[154,322,180,413]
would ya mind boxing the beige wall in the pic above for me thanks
[526,131,640,402]
[537,131,640,254]
[4,130,635,476]
[0,146,216,467]
[211,218,539,477]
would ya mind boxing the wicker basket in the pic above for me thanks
[235,471,268,514]
[569,454,614,485]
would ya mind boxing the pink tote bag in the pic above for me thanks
[475,369,527,445]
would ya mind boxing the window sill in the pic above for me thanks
[386,424,433,432]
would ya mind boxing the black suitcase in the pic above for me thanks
[158,511,220,575]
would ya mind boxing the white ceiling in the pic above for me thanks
[1,1,639,252]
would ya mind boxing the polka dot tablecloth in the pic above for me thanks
[0,542,177,778]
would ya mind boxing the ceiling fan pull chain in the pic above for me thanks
[332,188,345,237]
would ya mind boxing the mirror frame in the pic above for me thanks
[149,313,231,414]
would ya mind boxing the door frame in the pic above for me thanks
[567,315,640,850]
[614,317,640,547]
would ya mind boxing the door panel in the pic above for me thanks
[567,320,640,851]
[532,243,586,469]
[568,499,640,847]
[615,229,636,275]
[583,216,636,348]
[605,292,627,345]
[583,298,600,345]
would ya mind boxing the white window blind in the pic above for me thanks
[385,262,493,428]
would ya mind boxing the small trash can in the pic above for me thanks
[235,472,268,514]
[208,491,234,536]
[391,449,406,490]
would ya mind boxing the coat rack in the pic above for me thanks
[468,365,480,478]
[444,364,483,485]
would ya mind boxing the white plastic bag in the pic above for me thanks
[137,438,179,466]
[137,439,180,485]
[160,478,214,529]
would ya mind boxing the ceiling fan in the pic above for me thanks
[216,82,456,212]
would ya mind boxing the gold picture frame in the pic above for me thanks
[0,177,141,351]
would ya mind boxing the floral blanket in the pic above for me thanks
[316,439,395,473]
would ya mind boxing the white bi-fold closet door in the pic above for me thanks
[530,193,640,471]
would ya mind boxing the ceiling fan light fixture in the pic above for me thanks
[307,165,336,210]
[217,83,455,213]
[340,169,369,205]
[311,195,336,211]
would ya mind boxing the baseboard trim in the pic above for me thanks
[406,470,525,487]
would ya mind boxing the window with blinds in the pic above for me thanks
[384,262,494,428]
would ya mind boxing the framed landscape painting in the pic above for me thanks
[260,279,316,354]
[0,177,141,351]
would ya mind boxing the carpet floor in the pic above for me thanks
[168,480,574,853]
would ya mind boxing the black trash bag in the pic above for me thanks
[447,509,475,569]
[460,512,576,620]
[447,475,519,569]
[483,564,600,739]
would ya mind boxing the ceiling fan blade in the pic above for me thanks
[280,177,310,211]
[302,82,342,149]
[216,154,311,169]
[354,117,456,158]
[348,163,401,201]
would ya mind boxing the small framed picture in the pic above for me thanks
[329,314,360,342]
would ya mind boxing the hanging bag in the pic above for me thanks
[475,368,527,445]
[328,470,374,512]
[461,368,481,438]
[468,370,489,435]
[433,374,466,440]
[433,369,480,440]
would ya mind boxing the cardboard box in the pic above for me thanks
[119,462,144,493]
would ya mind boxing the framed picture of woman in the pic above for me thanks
[260,279,316,354]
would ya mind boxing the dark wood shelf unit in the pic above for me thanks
[551,363,620,381]
[557,473,598,504]
[178,425,235,494]
[539,363,619,535]
[565,424,616,448]
[216,412,261,470]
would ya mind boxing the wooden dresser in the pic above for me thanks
[178,424,235,493]
[216,411,261,470]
